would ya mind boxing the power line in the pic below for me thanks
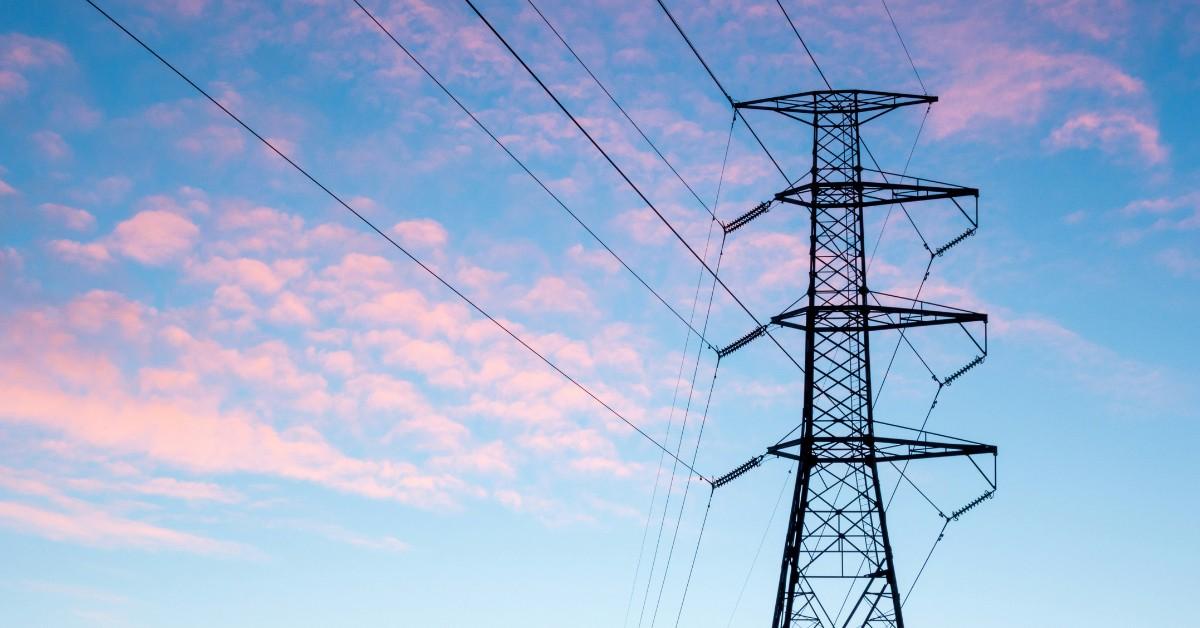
[627,116,733,628]
[352,0,716,353]
[638,189,723,628]
[525,0,716,220]
[672,486,713,628]
[650,351,721,627]
[646,230,728,628]
[81,0,708,483]
[725,464,791,628]
[653,0,792,185]
[774,0,833,90]
[880,0,928,94]
[464,0,808,376]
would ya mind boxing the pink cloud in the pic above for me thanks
[130,476,242,503]
[109,210,200,264]
[211,284,257,314]
[0,500,246,555]
[31,130,70,159]
[517,428,613,455]
[40,203,95,230]
[1156,248,1200,277]
[386,417,466,452]
[312,349,356,377]
[455,263,508,292]
[47,239,111,268]
[0,34,70,69]
[0,353,466,508]
[1028,0,1128,41]
[429,441,515,477]
[1120,192,1200,217]
[568,455,641,478]
[1048,111,1168,164]
[187,256,304,294]
[138,367,200,394]
[347,289,470,338]
[518,276,593,314]
[371,333,467,387]
[302,522,411,554]
[0,176,16,196]
[0,70,27,100]
[0,247,22,278]
[262,135,300,161]
[566,243,619,273]
[932,45,1143,138]
[327,252,392,277]
[177,124,246,161]
[392,218,449,249]
[267,292,317,326]
[65,290,148,338]
[162,329,328,397]
[0,468,246,555]
[0,34,69,102]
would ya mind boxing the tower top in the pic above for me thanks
[734,89,934,121]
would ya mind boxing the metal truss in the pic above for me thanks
[726,90,995,628]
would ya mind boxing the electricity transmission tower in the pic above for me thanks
[719,90,996,627]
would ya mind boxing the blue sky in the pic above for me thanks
[1,0,1198,626]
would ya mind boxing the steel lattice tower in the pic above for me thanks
[724,90,996,628]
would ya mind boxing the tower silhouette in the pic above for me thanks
[726,90,996,627]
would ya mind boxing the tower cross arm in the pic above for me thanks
[766,436,997,465]
[733,89,936,117]
[774,180,978,209]
[771,303,987,333]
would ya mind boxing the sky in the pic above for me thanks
[1,0,1198,626]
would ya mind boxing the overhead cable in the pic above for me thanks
[463,0,807,375]
[352,0,717,353]
[84,0,707,482]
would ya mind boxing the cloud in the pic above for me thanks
[518,276,593,314]
[187,256,305,294]
[301,522,410,554]
[108,210,200,264]
[0,247,21,279]
[1113,191,1200,242]
[1156,248,1200,278]
[0,500,246,555]
[47,239,111,268]
[125,476,243,503]
[0,70,27,100]
[267,292,317,326]
[177,124,246,161]
[31,130,70,159]
[392,218,449,249]
[0,34,70,69]
[566,243,620,273]
[0,176,16,196]
[0,360,467,509]
[40,203,95,230]
[1048,111,1168,164]
[1028,0,1129,41]
[931,41,1143,137]
[0,34,69,101]
[0,468,246,555]
[64,290,149,338]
